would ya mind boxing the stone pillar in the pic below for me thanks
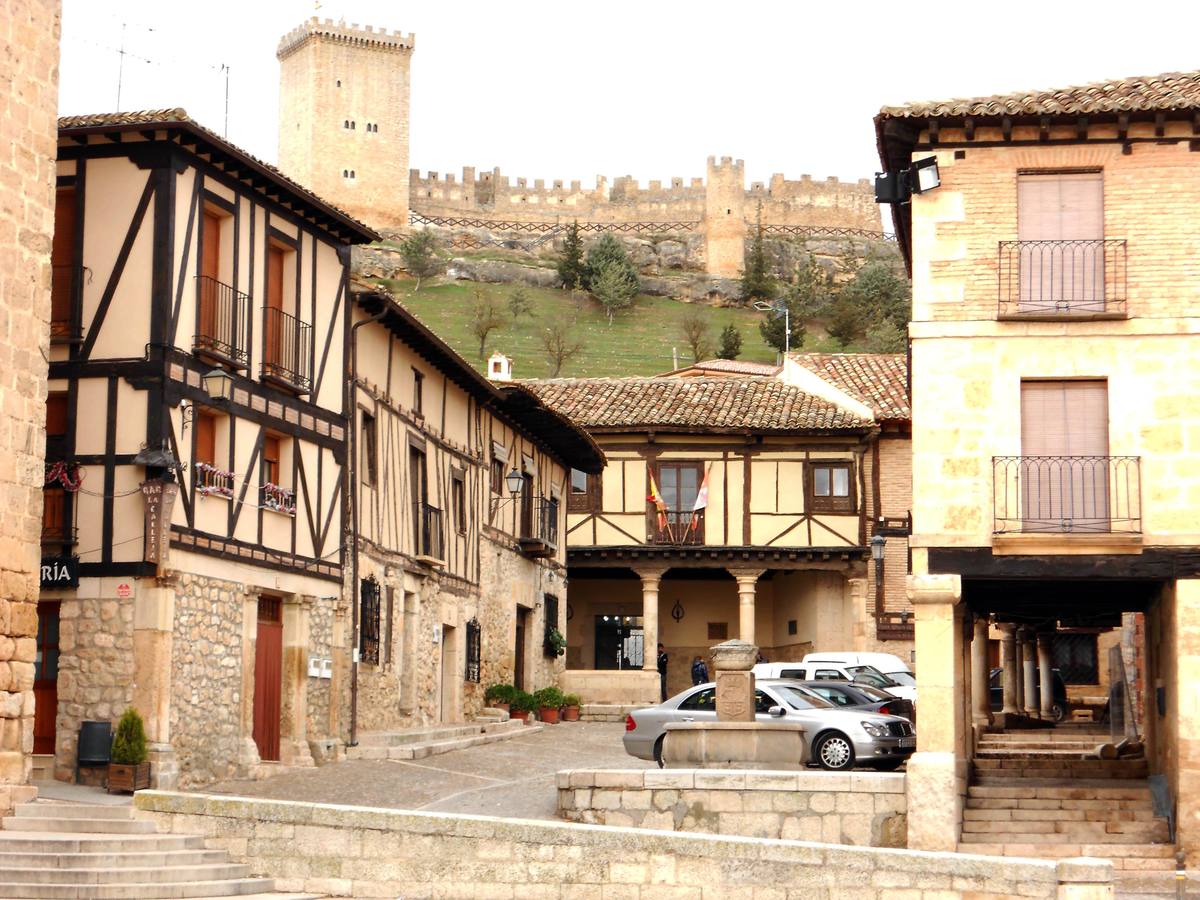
[132,573,178,788]
[971,615,992,728]
[1037,632,1055,721]
[1021,628,1038,718]
[1172,579,1200,865]
[236,589,262,773]
[905,574,966,852]
[633,568,662,674]
[330,598,348,740]
[279,595,315,767]
[711,640,757,722]
[999,623,1019,716]
[727,568,765,646]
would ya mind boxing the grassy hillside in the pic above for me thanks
[373,276,840,379]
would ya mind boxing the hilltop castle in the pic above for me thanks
[277,18,880,276]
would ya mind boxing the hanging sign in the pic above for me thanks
[40,555,78,589]
[142,479,179,565]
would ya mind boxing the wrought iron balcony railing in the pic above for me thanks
[519,497,559,557]
[261,306,313,393]
[195,275,251,367]
[650,509,705,545]
[993,456,1141,534]
[997,240,1127,318]
[414,501,444,560]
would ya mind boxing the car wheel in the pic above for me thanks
[870,759,905,772]
[814,732,855,771]
[653,736,665,769]
[1051,703,1066,723]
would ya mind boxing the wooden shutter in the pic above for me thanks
[195,414,216,467]
[45,394,69,437]
[1018,174,1104,311]
[265,246,285,368]
[51,188,76,333]
[262,435,280,485]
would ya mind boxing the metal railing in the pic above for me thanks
[194,275,250,367]
[998,239,1127,317]
[260,482,296,516]
[993,455,1141,534]
[261,307,312,393]
[651,509,705,545]
[414,501,444,559]
[195,462,234,499]
[520,498,559,548]
[875,610,914,641]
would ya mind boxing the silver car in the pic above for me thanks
[622,679,916,771]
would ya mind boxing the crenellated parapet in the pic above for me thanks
[277,17,415,61]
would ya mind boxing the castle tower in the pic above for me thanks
[704,157,747,277]
[277,18,414,231]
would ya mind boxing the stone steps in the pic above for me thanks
[354,719,519,747]
[958,842,1175,871]
[960,819,1169,841]
[964,807,1160,822]
[0,878,272,898]
[0,863,253,884]
[0,850,230,868]
[1113,871,1200,896]
[347,720,541,760]
[1,817,158,834]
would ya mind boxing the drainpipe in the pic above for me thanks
[348,300,389,747]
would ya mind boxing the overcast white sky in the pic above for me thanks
[59,0,1200,190]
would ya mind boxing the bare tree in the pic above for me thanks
[467,288,507,359]
[399,230,442,292]
[539,318,583,377]
[679,307,713,362]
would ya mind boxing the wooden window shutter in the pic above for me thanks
[1018,174,1102,241]
[195,414,216,467]
[51,188,76,333]
[1017,173,1104,312]
[46,394,69,437]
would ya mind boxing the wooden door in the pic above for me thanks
[33,602,60,755]
[199,212,221,343]
[514,608,528,691]
[253,596,282,762]
[409,446,427,552]
[520,472,534,538]
[264,246,285,369]
[1017,173,1104,312]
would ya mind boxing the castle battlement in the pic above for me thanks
[277,16,415,61]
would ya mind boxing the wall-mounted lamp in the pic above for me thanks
[671,599,685,622]
[870,533,887,589]
[489,467,525,514]
[874,156,941,205]
[203,368,234,402]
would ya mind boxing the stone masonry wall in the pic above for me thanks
[0,0,60,810]
[133,790,1113,899]
[304,595,334,745]
[557,768,907,848]
[860,434,914,656]
[169,573,245,789]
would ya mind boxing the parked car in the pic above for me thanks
[801,652,915,689]
[752,661,918,705]
[988,667,1070,721]
[797,680,915,722]
[623,679,916,771]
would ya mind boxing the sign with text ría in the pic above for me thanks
[142,479,179,565]
[40,555,78,589]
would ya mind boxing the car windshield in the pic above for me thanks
[846,664,897,687]
[885,671,916,687]
[773,685,835,710]
[850,684,895,702]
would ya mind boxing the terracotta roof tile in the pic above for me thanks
[661,358,782,377]
[521,377,871,433]
[789,352,909,422]
[878,70,1200,120]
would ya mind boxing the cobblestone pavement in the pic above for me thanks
[203,722,649,820]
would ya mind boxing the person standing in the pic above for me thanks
[691,655,709,685]
[657,643,669,701]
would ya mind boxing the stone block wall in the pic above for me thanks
[0,0,60,810]
[133,789,1113,898]
[557,768,907,848]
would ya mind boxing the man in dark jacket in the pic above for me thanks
[691,656,709,685]
[656,643,668,701]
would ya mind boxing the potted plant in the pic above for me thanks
[534,686,565,724]
[544,627,567,659]
[484,683,515,713]
[509,690,536,723]
[107,707,150,793]
[561,692,582,722]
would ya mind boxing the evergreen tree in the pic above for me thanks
[739,203,775,303]
[863,318,907,353]
[507,286,533,319]
[715,324,743,360]
[590,261,638,325]
[838,260,911,333]
[585,234,638,292]
[556,221,586,290]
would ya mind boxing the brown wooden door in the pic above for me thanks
[520,472,534,538]
[51,188,75,336]
[34,602,60,755]
[514,608,528,692]
[264,246,285,369]
[253,596,282,762]
[199,212,221,342]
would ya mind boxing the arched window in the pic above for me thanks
[343,170,348,177]
[344,120,349,129]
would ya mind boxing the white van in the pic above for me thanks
[751,660,917,704]
[801,652,914,688]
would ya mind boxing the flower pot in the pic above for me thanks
[510,709,528,723]
[562,704,580,722]
[107,761,151,794]
[538,706,560,724]
[491,702,510,714]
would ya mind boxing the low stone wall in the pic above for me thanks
[133,790,1112,899]
[559,669,659,705]
[557,768,908,847]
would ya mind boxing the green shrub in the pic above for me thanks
[533,686,566,709]
[110,707,148,765]
[483,683,516,705]
[563,693,582,708]
[510,690,536,713]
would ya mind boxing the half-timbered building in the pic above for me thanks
[40,109,377,788]
[346,289,603,732]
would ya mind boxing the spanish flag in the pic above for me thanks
[647,471,668,529]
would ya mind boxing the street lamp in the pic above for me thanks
[491,467,525,514]
[753,299,792,356]
[870,533,887,588]
[202,368,234,402]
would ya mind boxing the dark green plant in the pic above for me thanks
[715,324,742,360]
[562,693,582,708]
[399,230,442,292]
[838,259,912,334]
[739,203,775,304]
[544,627,567,658]
[863,318,907,353]
[484,683,516,705]
[826,294,868,348]
[110,707,148,766]
[507,286,533,320]
[589,259,638,325]
[533,686,566,709]
[556,221,587,290]
[510,690,536,714]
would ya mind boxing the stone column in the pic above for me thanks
[633,568,663,673]
[999,623,1019,716]
[1037,632,1055,721]
[1172,579,1200,866]
[1021,628,1038,718]
[236,589,262,774]
[971,615,992,728]
[329,598,348,740]
[279,595,315,767]
[727,568,765,646]
[905,574,966,852]
[711,640,757,722]
[131,572,178,789]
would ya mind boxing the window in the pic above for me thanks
[754,690,776,714]
[336,79,341,87]
[42,486,67,544]
[542,594,560,658]
[262,435,281,487]
[707,622,728,641]
[1016,172,1104,313]
[464,617,481,683]
[50,186,76,339]
[808,462,855,513]
[787,619,797,636]
[359,576,381,666]
[567,468,597,513]
[361,411,377,487]
[195,413,217,467]
[814,669,845,681]
[678,687,716,712]
[46,393,68,456]
[657,461,702,527]
[1054,632,1100,685]
[490,455,505,495]
[452,470,466,534]
[260,434,294,514]
[412,369,424,416]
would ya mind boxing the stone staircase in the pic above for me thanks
[345,717,541,761]
[960,729,1173,872]
[0,800,317,898]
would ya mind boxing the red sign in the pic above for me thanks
[116,583,132,599]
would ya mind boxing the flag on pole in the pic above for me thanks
[647,471,668,530]
[688,464,711,534]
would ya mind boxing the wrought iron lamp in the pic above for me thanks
[490,467,524,513]
[203,368,234,402]
[870,533,887,588]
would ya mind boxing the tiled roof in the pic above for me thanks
[878,70,1200,120]
[661,358,782,377]
[790,353,909,422]
[57,109,378,242]
[521,377,871,433]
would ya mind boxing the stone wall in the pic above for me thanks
[132,789,1114,899]
[169,573,247,788]
[557,768,907,847]
[0,0,60,811]
[304,595,335,746]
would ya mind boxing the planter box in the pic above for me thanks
[108,762,151,794]
[539,706,560,725]
[562,705,580,722]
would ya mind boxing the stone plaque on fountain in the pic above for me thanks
[711,639,757,723]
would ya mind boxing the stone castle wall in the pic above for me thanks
[0,0,60,811]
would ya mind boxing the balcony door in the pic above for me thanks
[657,462,703,542]
[264,245,285,371]
[1017,173,1104,313]
[1020,380,1109,531]
[198,211,221,347]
